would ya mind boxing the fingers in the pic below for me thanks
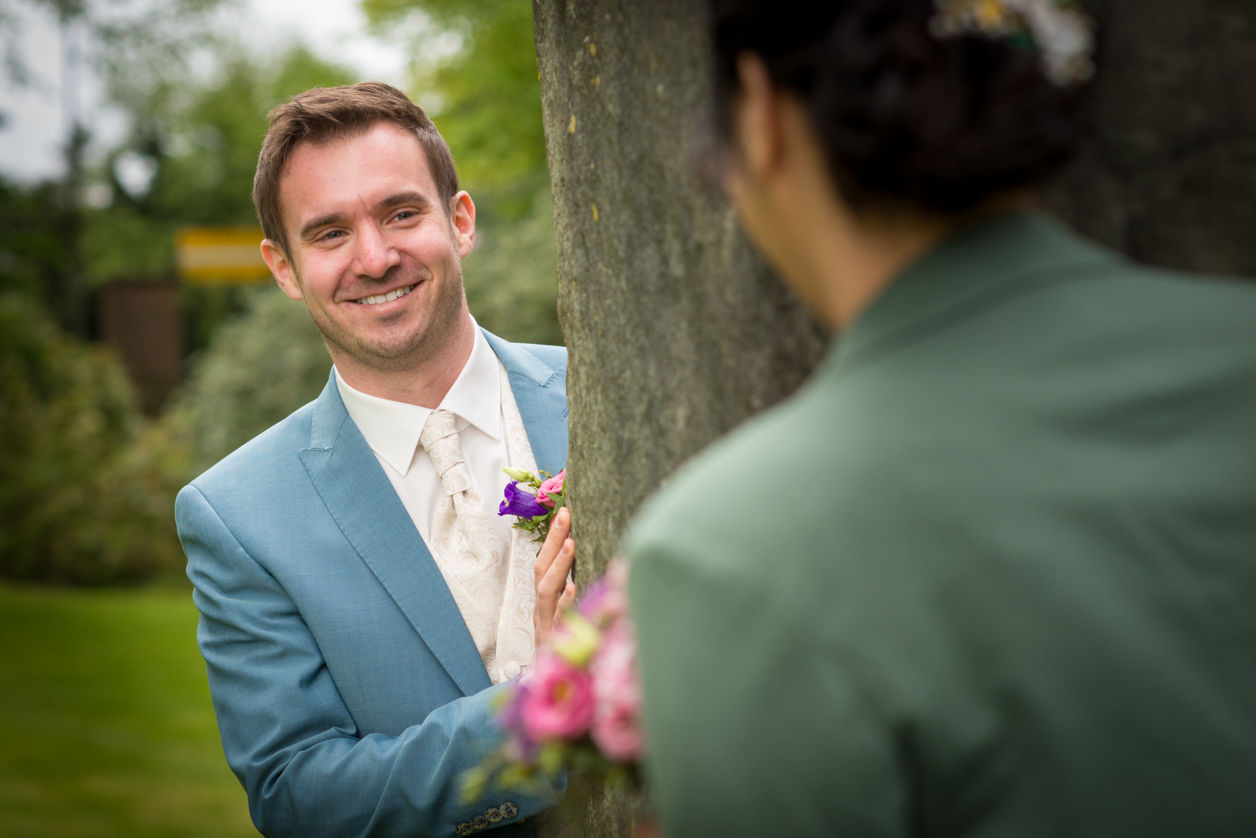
[534,506,572,585]
[534,508,577,646]
[536,537,575,615]
[557,581,577,613]
[536,579,577,648]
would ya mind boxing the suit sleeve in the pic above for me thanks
[176,485,560,838]
[627,538,909,838]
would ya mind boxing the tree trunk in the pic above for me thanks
[1042,0,1256,277]
[532,0,826,832]
[532,0,827,581]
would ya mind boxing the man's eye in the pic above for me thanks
[392,210,417,222]
[319,230,345,242]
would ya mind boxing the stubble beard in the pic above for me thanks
[306,260,469,375]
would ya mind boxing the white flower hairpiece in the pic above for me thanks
[930,0,1096,86]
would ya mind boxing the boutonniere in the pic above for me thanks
[497,467,566,542]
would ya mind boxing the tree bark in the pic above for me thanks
[532,0,826,832]
[1042,0,1256,277]
[532,0,827,583]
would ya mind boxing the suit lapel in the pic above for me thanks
[299,375,491,697]
[485,331,570,476]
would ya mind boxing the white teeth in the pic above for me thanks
[357,285,414,305]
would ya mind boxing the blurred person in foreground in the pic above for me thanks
[624,1,1256,835]
[175,82,575,837]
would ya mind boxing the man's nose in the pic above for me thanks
[352,225,401,278]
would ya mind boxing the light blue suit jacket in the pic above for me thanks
[175,332,568,838]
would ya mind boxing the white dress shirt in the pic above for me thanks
[335,327,516,557]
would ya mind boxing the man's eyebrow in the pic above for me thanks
[298,212,346,243]
[378,191,432,211]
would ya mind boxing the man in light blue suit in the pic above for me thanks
[175,83,574,837]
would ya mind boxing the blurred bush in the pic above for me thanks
[0,287,327,586]
[162,286,330,476]
[0,294,179,584]
[465,189,562,347]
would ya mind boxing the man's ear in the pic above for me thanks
[450,191,477,258]
[732,52,784,180]
[261,239,303,300]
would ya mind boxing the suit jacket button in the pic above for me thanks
[503,661,522,678]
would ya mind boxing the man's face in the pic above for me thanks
[262,122,474,378]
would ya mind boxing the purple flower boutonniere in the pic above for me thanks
[498,467,566,542]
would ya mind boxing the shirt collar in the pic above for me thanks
[335,324,503,475]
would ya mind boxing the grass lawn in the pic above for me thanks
[0,582,258,837]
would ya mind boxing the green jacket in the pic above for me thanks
[625,212,1256,837]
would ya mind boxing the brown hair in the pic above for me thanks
[253,81,459,256]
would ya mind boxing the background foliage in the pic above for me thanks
[0,294,148,584]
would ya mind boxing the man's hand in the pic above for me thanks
[534,506,576,647]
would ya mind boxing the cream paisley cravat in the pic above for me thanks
[419,409,514,680]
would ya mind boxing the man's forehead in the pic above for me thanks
[277,124,438,227]
[281,123,428,183]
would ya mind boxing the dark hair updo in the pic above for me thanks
[710,0,1096,214]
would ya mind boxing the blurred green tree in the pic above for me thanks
[0,178,71,301]
[1,1,357,344]
[0,0,231,336]
[364,0,549,207]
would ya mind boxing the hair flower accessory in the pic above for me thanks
[930,0,1096,86]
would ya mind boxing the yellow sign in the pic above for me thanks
[176,227,272,285]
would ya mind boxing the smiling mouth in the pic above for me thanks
[354,284,417,306]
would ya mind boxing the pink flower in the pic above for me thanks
[518,650,595,741]
[578,558,629,625]
[592,696,642,762]
[589,621,644,761]
[536,469,566,509]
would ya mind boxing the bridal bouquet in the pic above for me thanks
[462,557,644,801]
